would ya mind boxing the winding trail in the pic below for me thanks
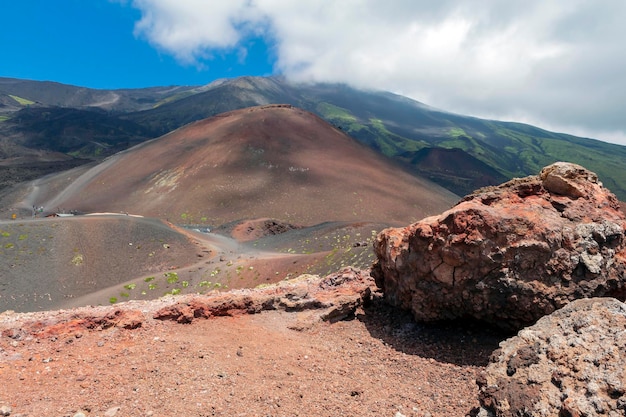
[55,216,315,310]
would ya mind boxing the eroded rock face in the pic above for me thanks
[372,162,626,330]
[476,298,626,417]
[152,266,373,324]
[0,267,375,338]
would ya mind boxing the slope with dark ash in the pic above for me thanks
[0,215,201,313]
[10,107,155,156]
[0,76,197,112]
[401,147,508,194]
[38,105,459,226]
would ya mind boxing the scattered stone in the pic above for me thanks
[0,405,11,416]
[373,162,626,330]
[476,297,626,416]
[104,406,120,416]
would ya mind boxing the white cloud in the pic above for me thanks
[131,0,264,64]
[128,0,626,145]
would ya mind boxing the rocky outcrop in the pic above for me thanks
[475,297,626,417]
[153,267,373,324]
[0,267,374,338]
[373,162,626,330]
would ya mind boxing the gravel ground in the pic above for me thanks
[0,296,505,417]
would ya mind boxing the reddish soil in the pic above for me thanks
[0,274,505,417]
[24,105,458,226]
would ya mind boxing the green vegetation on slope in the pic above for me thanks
[316,102,358,123]
[9,94,35,106]
[316,102,367,137]
[368,118,426,157]
[448,127,468,138]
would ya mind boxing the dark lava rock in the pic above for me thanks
[476,297,626,417]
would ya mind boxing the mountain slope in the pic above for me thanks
[124,77,626,199]
[9,107,155,157]
[35,105,458,225]
[0,214,202,312]
[2,76,626,199]
[125,77,301,136]
[0,76,197,112]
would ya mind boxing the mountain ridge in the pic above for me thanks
[1,75,626,199]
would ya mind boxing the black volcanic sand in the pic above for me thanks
[0,215,201,313]
[0,214,392,314]
[0,105,459,313]
[60,219,390,311]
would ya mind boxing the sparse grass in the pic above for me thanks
[164,272,179,284]
[71,254,84,265]
[165,288,181,296]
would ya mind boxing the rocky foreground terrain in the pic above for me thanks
[2,162,626,416]
[0,269,504,417]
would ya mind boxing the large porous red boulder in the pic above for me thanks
[372,162,626,330]
[475,297,626,417]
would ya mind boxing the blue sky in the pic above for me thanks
[2,1,626,145]
[1,0,274,89]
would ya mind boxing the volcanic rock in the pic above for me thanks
[152,267,373,324]
[476,297,626,417]
[0,267,375,337]
[372,162,626,330]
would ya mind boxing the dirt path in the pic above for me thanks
[55,220,318,311]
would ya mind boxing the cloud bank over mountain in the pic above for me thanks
[129,0,626,145]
